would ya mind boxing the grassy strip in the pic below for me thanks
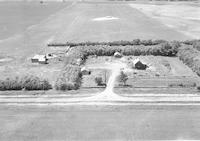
[0,76,52,91]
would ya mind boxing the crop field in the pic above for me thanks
[0,1,199,59]
[0,1,70,40]
[130,2,200,39]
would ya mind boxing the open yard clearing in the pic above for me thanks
[84,55,200,96]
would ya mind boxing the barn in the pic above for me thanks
[132,58,148,70]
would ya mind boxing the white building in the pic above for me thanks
[31,55,48,64]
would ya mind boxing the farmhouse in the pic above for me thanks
[31,55,48,64]
[132,58,148,70]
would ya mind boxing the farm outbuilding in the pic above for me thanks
[132,58,148,70]
[46,53,57,59]
[81,67,91,75]
[114,52,122,58]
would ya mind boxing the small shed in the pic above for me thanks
[81,67,91,75]
[76,58,82,66]
[114,52,122,58]
[132,58,148,70]
[46,53,57,59]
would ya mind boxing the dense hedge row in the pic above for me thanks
[47,39,167,47]
[48,39,200,48]
[55,65,82,91]
[64,41,180,66]
[0,76,52,91]
[183,40,200,51]
[177,45,200,76]
[182,39,200,45]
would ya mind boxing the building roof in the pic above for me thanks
[32,55,47,62]
[132,58,141,65]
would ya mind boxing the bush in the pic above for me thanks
[0,76,52,91]
[182,39,200,45]
[182,40,200,51]
[118,71,128,86]
[160,41,179,56]
[55,65,82,91]
[197,86,200,91]
[22,76,52,91]
[55,79,76,91]
[193,41,200,51]
[0,77,23,91]
[152,39,167,45]
[169,82,196,88]
[177,45,200,76]
[95,77,103,86]
[132,39,141,45]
